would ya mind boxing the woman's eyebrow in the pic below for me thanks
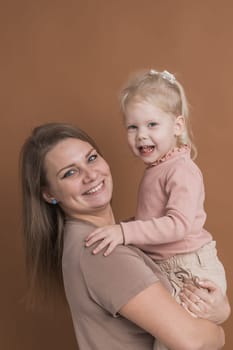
[85,148,95,158]
[56,163,76,176]
[56,148,95,176]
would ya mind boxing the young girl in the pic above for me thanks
[85,69,227,313]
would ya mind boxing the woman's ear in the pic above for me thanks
[42,187,56,204]
[174,115,185,136]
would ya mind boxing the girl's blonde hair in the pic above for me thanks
[120,69,197,159]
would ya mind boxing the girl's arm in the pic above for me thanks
[85,161,207,255]
[121,162,206,246]
[120,281,225,350]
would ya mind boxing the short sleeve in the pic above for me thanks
[80,245,159,316]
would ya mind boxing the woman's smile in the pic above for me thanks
[83,180,104,195]
[42,138,113,217]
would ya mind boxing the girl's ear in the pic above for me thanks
[174,115,185,136]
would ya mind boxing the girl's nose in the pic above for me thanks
[82,168,98,183]
[137,129,148,140]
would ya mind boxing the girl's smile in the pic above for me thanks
[125,101,185,165]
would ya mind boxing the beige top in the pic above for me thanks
[62,218,170,350]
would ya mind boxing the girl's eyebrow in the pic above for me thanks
[56,148,95,176]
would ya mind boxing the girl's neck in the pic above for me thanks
[147,144,189,167]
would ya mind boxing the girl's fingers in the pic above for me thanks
[103,242,117,257]
[85,229,102,241]
[94,239,118,256]
[86,233,106,246]
[92,238,110,254]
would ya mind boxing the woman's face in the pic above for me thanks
[42,138,113,219]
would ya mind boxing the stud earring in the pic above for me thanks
[51,199,57,205]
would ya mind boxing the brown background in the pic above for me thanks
[0,0,232,349]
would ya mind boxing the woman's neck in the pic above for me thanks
[70,205,115,227]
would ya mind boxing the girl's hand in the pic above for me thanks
[85,225,124,256]
[179,279,231,324]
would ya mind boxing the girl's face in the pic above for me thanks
[42,138,113,219]
[125,101,184,165]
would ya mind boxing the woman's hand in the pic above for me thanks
[179,279,231,324]
[120,282,225,350]
[85,225,124,256]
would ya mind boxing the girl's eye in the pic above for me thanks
[63,169,79,178]
[148,122,158,128]
[127,125,137,131]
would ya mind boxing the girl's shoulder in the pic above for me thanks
[165,155,204,186]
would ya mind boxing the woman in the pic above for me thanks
[20,123,229,350]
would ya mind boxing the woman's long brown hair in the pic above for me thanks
[20,122,101,305]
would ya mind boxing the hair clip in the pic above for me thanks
[149,69,158,76]
[161,70,176,84]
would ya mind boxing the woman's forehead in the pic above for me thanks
[45,138,93,168]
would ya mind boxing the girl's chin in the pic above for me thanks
[140,154,158,162]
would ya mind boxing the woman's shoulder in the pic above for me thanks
[63,218,96,261]
[65,217,96,230]
[63,219,149,264]
[64,218,96,240]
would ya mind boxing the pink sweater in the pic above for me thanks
[121,147,212,260]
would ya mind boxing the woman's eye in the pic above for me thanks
[63,169,78,178]
[88,153,98,162]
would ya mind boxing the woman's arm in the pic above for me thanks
[120,281,225,350]
[180,279,231,324]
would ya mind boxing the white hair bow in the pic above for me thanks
[149,69,176,84]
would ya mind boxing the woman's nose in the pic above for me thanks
[82,168,98,183]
